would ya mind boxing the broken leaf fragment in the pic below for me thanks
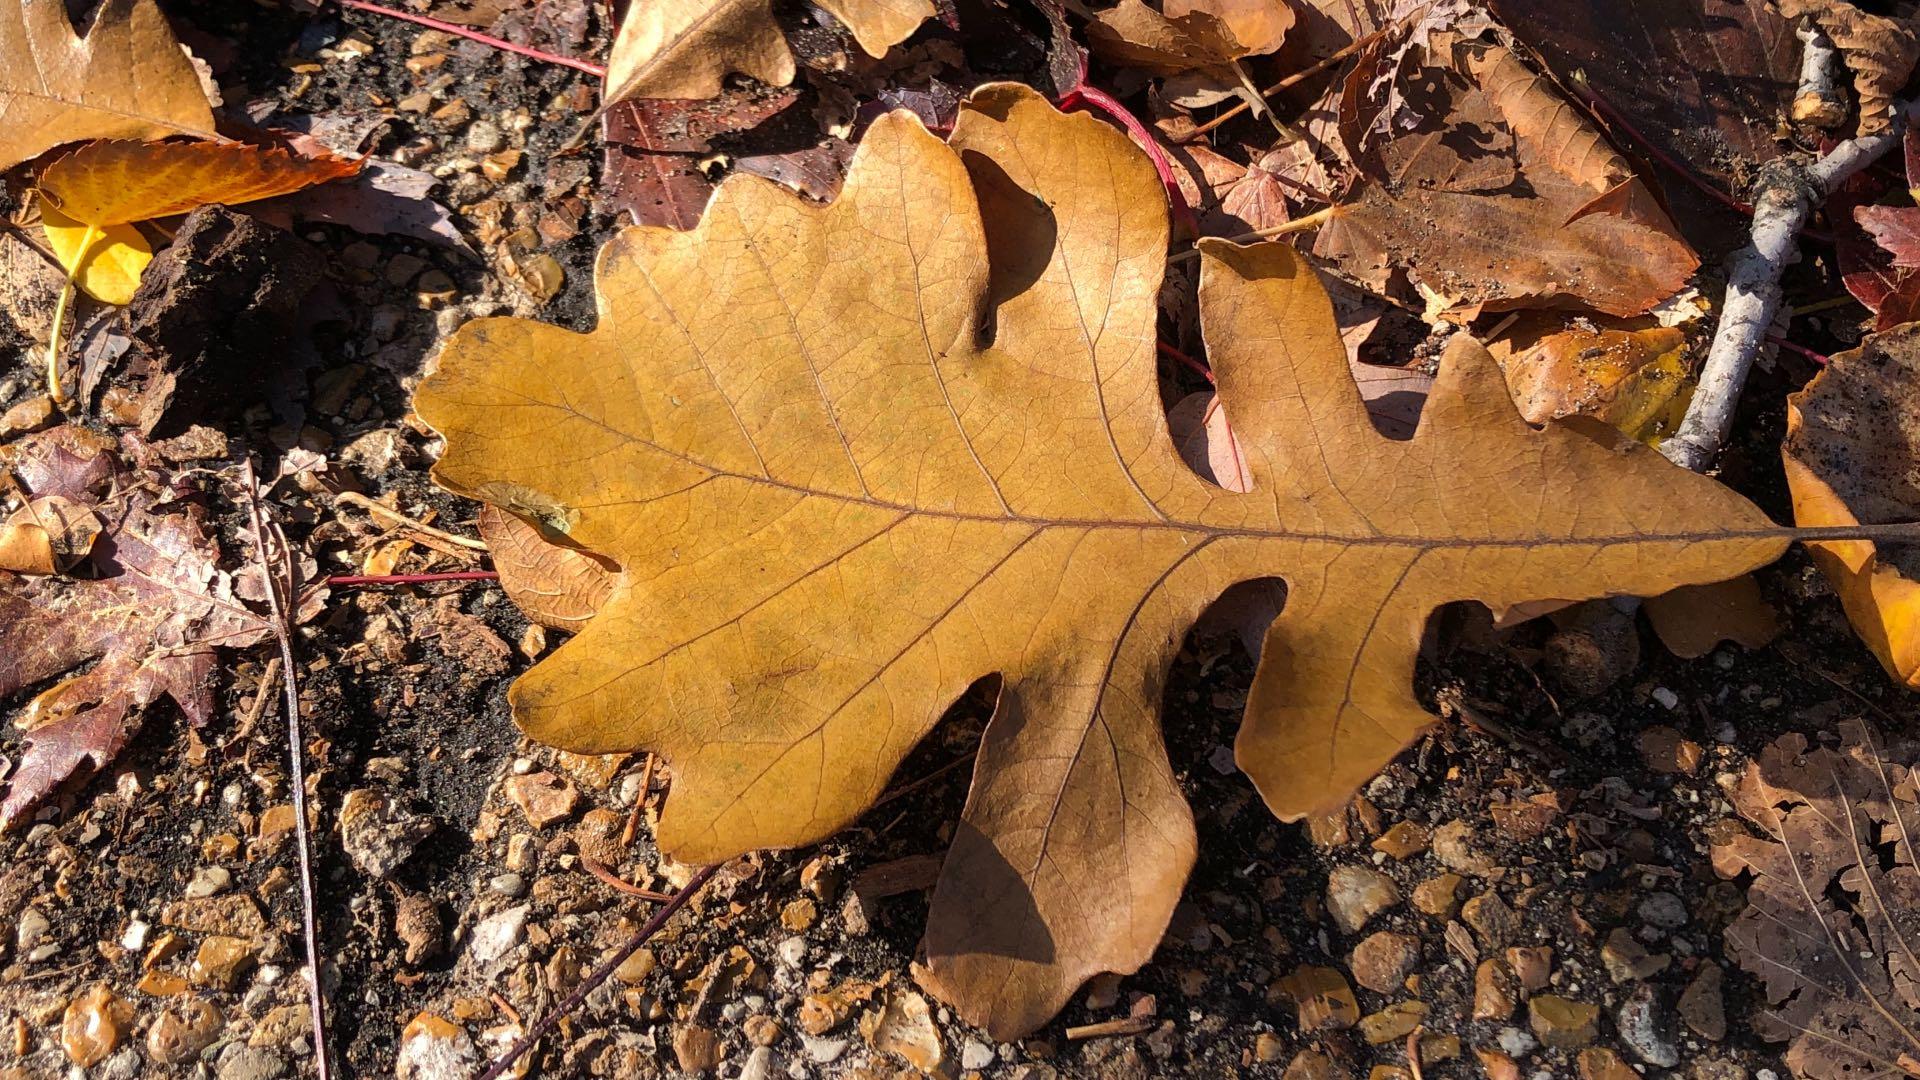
[0,495,102,575]
[1783,323,1920,688]
[414,83,1789,1038]
[1710,720,1920,1077]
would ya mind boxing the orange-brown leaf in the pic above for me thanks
[476,506,616,631]
[0,0,217,171]
[414,84,1788,1038]
[37,139,362,228]
[1783,324,1920,688]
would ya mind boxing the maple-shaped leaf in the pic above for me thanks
[0,0,217,172]
[1316,39,1698,318]
[0,427,270,828]
[604,0,934,105]
[414,84,1788,1037]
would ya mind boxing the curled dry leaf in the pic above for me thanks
[1783,323,1920,688]
[1483,317,1695,446]
[1837,130,1920,329]
[0,427,269,828]
[1315,40,1698,318]
[1710,720,1920,1079]
[1777,0,1920,136]
[0,495,102,575]
[1489,0,1797,196]
[475,506,616,631]
[1086,0,1295,73]
[604,0,934,104]
[414,84,1789,1038]
[0,0,218,171]
[37,138,364,227]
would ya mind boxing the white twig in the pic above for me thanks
[1660,102,1916,473]
[1792,24,1847,129]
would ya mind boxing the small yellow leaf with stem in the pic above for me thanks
[40,202,150,305]
[42,221,102,409]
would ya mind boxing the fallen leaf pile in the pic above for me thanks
[418,83,1792,1036]
[1784,323,1920,688]
[1711,720,1920,1078]
[0,426,269,828]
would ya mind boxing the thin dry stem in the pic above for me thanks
[334,491,488,550]
[242,465,332,1080]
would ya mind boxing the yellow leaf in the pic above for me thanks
[604,0,933,103]
[0,0,217,172]
[36,139,362,228]
[413,83,1789,1038]
[1784,324,1920,688]
[40,203,150,306]
[1486,317,1695,445]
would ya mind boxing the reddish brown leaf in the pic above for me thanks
[0,427,270,828]
[1710,721,1920,1078]
[1490,0,1796,192]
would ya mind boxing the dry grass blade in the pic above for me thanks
[1710,719,1920,1077]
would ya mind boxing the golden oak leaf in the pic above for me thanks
[414,84,1789,1037]
[36,139,363,228]
[604,0,934,104]
[1784,324,1920,688]
[0,0,217,172]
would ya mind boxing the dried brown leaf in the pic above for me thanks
[476,506,616,631]
[1315,43,1697,317]
[414,84,1788,1037]
[0,427,269,828]
[1710,720,1920,1078]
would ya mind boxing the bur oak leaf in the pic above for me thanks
[414,83,1792,1038]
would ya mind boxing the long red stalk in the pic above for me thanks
[331,0,607,76]
[326,571,501,587]
[1059,84,1202,238]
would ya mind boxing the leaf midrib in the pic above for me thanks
[475,392,1796,553]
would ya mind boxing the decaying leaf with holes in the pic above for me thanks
[1710,720,1920,1079]
[414,83,1791,1038]
[0,0,218,172]
[604,0,934,104]
[1784,324,1920,689]
[0,426,269,829]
